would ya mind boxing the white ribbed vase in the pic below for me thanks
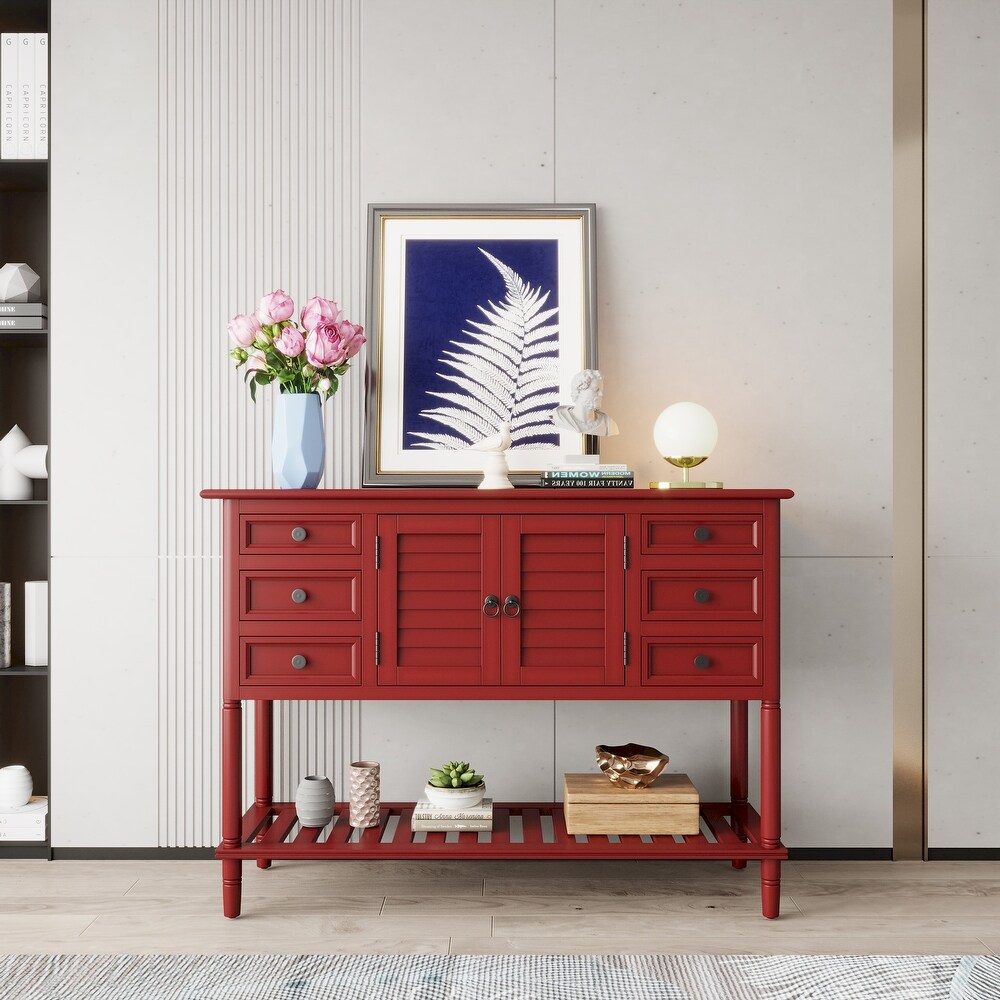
[294,774,335,828]
[349,760,380,828]
[0,765,32,809]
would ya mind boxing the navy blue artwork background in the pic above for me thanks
[402,239,560,449]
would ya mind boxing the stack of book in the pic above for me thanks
[1,33,48,160]
[411,797,493,832]
[540,463,634,489]
[0,302,47,331]
[0,795,47,841]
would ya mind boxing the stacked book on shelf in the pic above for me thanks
[411,797,493,832]
[1,32,47,160]
[0,795,47,841]
[0,302,47,330]
[540,463,635,489]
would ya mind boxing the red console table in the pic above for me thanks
[202,487,793,918]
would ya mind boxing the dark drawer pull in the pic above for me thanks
[693,526,711,542]
[291,655,307,670]
[503,595,521,618]
[693,654,711,670]
[291,588,307,604]
[483,595,500,617]
[693,588,711,604]
[291,526,308,542]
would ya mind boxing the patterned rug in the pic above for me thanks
[1,953,998,1000]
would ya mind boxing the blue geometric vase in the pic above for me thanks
[271,392,325,488]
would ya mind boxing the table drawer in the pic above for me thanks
[642,637,762,686]
[239,513,361,556]
[641,512,762,556]
[240,571,361,621]
[241,638,362,685]
[641,570,762,621]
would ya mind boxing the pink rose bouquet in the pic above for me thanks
[228,290,364,401]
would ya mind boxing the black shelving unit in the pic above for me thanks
[0,0,51,858]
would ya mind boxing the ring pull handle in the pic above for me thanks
[693,654,711,670]
[291,526,308,542]
[693,526,711,542]
[693,588,711,604]
[483,595,501,617]
[503,595,521,618]
[291,655,307,670]
[291,588,308,604]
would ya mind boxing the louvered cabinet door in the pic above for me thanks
[500,514,626,686]
[376,514,502,686]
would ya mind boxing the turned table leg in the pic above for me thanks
[760,699,781,918]
[222,698,243,918]
[730,700,749,869]
[254,700,273,870]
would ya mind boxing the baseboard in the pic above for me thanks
[0,844,51,859]
[787,848,893,860]
[51,848,215,860]
[927,848,1000,860]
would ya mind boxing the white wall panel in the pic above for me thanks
[926,1,1000,848]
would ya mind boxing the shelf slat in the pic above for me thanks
[0,665,48,677]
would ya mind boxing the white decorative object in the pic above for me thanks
[471,423,514,490]
[0,765,32,809]
[294,774,335,828]
[12,445,47,479]
[24,581,47,667]
[551,370,619,437]
[0,427,47,500]
[423,782,486,809]
[0,582,9,668]
[0,263,41,303]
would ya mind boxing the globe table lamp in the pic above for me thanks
[650,401,723,489]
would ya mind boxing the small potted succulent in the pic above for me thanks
[425,760,486,808]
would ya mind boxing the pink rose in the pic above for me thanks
[300,295,342,333]
[245,349,268,373]
[227,312,260,348]
[273,326,306,358]
[336,320,366,360]
[306,321,348,368]
[256,289,295,324]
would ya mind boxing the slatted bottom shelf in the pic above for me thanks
[217,801,787,861]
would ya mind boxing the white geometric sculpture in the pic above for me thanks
[0,263,41,303]
[0,426,47,500]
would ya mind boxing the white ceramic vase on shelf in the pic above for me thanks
[0,765,32,808]
[294,775,335,828]
[349,761,380,828]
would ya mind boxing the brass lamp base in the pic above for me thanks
[649,480,724,489]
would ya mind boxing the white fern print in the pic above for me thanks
[409,248,560,449]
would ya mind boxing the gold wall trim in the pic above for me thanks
[892,0,926,860]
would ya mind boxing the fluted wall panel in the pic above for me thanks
[158,0,363,846]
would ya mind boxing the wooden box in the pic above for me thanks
[562,772,701,835]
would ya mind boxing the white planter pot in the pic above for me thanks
[424,782,485,809]
[0,765,32,809]
[294,774,335,828]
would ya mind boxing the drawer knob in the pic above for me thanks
[693,588,711,604]
[693,654,711,669]
[693,526,711,542]
[291,588,308,604]
[291,655,307,670]
[503,595,521,618]
[291,526,308,542]
[483,595,501,617]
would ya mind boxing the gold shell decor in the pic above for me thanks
[595,743,669,788]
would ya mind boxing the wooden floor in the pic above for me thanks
[0,858,998,955]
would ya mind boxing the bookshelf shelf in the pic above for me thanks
[0,665,48,677]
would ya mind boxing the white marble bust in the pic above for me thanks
[551,369,619,436]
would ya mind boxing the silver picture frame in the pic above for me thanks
[363,203,598,487]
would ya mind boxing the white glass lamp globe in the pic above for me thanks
[651,402,722,489]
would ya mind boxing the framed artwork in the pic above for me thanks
[363,204,597,486]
